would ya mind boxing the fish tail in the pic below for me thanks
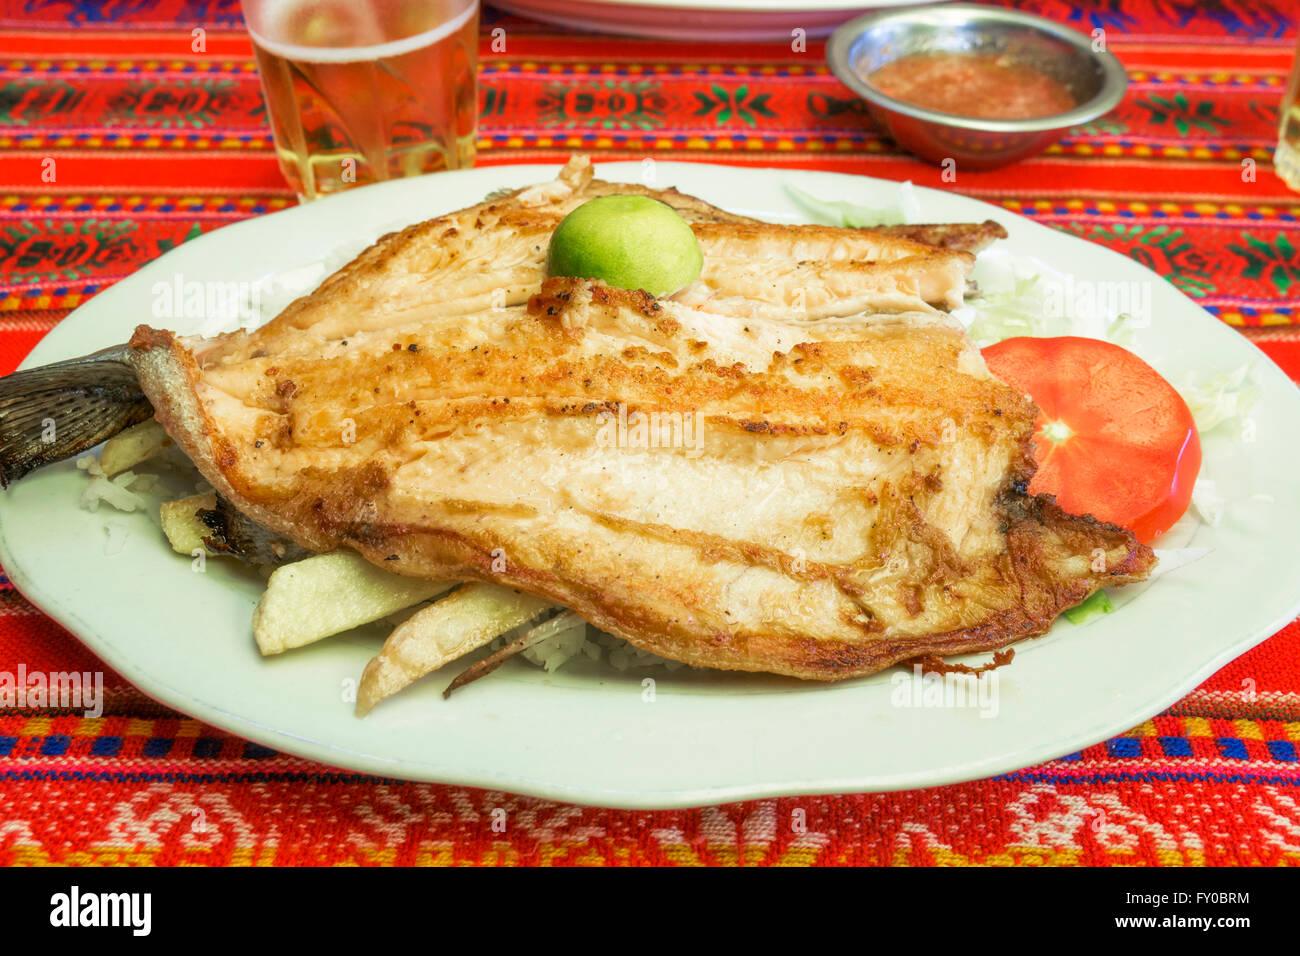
[0,344,153,487]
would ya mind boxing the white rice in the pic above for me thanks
[76,455,158,513]
[102,521,130,556]
[520,616,590,672]
[510,619,685,675]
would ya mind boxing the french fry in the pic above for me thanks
[159,492,217,555]
[101,419,171,476]
[253,551,454,655]
[356,584,555,715]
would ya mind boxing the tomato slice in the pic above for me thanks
[981,336,1201,544]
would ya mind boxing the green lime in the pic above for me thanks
[547,195,703,297]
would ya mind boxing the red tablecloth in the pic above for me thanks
[0,0,1297,865]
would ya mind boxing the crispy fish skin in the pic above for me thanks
[127,271,1154,681]
[872,220,1010,255]
[197,494,312,566]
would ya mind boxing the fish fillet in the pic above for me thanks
[872,220,1009,255]
[228,155,975,367]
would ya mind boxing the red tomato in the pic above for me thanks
[981,336,1201,544]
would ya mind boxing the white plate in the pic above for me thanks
[2,162,1298,809]
[487,0,927,42]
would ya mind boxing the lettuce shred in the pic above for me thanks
[1182,364,1259,437]
[785,183,919,228]
[1064,590,1114,625]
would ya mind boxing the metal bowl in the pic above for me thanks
[826,4,1127,170]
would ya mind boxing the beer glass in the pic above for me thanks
[1278,34,1300,191]
[242,0,479,200]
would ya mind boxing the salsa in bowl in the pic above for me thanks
[827,4,1127,169]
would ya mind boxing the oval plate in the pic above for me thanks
[1,161,1298,809]
[486,0,940,43]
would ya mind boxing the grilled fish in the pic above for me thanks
[0,159,1155,680]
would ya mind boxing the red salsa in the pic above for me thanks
[866,52,1077,120]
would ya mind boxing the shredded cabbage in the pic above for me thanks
[1182,363,1259,436]
[785,182,919,228]
[1191,478,1226,527]
[1181,367,1259,530]
[953,249,1138,348]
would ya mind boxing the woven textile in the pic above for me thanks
[0,0,1297,866]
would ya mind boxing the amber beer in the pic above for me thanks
[243,0,479,200]
[1279,33,1300,191]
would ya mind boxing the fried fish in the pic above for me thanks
[0,158,1154,681]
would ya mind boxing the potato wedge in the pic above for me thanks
[159,492,217,555]
[101,419,171,476]
[356,584,554,715]
[253,551,453,655]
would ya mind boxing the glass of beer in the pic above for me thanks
[242,0,479,200]
[1278,34,1300,191]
